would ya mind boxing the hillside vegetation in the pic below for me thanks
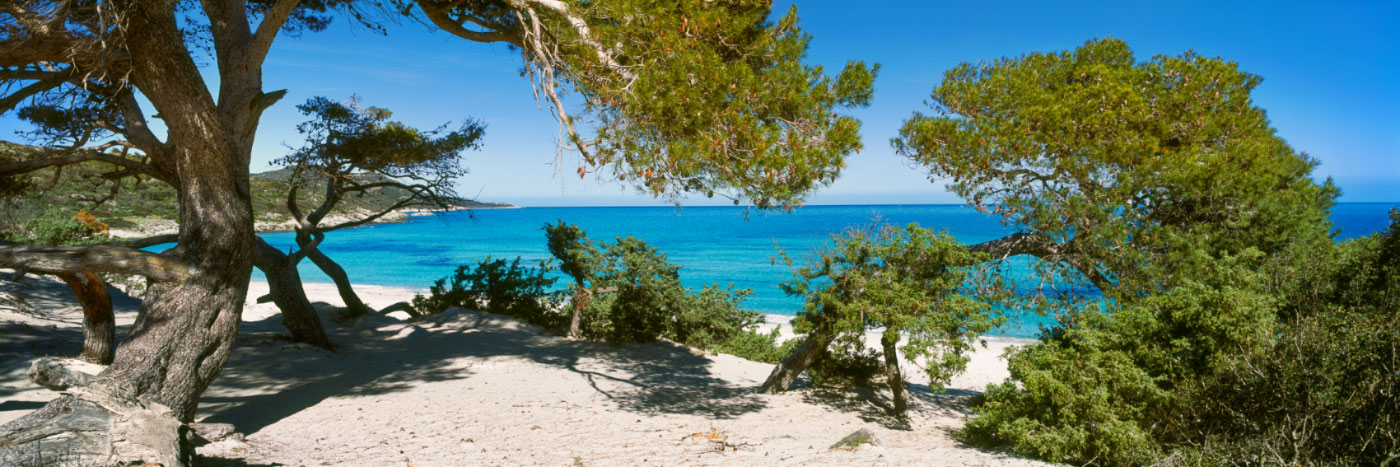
[0,142,508,240]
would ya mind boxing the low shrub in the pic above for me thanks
[713,327,802,364]
[411,256,564,327]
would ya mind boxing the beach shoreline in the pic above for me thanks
[106,205,519,240]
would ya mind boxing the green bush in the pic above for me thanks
[961,249,1277,465]
[411,256,564,327]
[963,214,1400,465]
[713,327,802,364]
[21,209,101,246]
[1176,210,1400,465]
[545,223,774,352]
[780,222,1004,402]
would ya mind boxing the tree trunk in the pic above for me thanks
[0,1,259,462]
[298,232,373,318]
[881,328,907,415]
[56,272,115,365]
[252,238,333,349]
[569,286,590,337]
[759,324,836,394]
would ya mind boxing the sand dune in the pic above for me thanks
[1,276,1044,466]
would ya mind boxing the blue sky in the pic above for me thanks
[4,1,1397,206]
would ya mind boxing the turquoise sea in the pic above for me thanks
[254,203,1396,338]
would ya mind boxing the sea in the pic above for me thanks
[251,203,1396,338]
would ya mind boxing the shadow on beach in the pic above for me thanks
[198,304,769,434]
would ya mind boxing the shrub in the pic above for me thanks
[962,249,1279,465]
[712,327,805,364]
[20,209,104,246]
[1176,209,1400,465]
[545,223,773,352]
[411,256,564,327]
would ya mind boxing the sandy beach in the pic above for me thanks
[1,274,1044,466]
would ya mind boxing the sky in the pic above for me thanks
[4,1,1397,206]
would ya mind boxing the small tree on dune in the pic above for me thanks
[763,222,1004,414]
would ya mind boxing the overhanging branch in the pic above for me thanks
[967,232,1115,293]
[0,242,191,281]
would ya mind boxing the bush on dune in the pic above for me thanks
[415,223,797,363]
[411,256,565,327]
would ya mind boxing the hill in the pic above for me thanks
[0,141,511,239]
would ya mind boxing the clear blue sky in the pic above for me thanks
[4,1,1397,206]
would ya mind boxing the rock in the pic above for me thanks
[829,429,878,451]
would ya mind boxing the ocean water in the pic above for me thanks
[250,203,1395,338]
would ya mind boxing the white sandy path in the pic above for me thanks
[2,276,1047,466]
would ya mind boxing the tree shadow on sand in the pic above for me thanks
[797,381,983,431]
[0,275,139,402]
[198,306,767,434]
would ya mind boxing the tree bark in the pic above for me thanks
[759,323,836,394]
[252,237,333,349]
[881,328,907,415]
[298,232,373,318]
[55,272,115,365]
[568,286,590,337]
[1,1,264,463]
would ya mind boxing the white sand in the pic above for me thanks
[1,275,1045,466]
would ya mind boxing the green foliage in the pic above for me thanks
[544,220,598,287]
[784,222,1005,391]
[411,256,564,327]
[962,249,1277,465]
[1174,210,1400,465]
[280,96,482,179]
[712,328,802,365]
[893,37,1336,297]
[0,142,490,237]
[964,212,1400,465]
[526,2,878,209]
[18,208,104,246]
[543,222,772,353]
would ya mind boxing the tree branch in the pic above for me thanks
[967,232,1116,293]
[510,0,635,82]
[0,242,191,281]
[249,0,301,66]
[415,1,521,46]
[0,67,77,113]
[0,148,169,183]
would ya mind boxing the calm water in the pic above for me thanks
[250,203,1395,338]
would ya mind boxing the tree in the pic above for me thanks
[888,38,1345,464]
[260,96,482,342]
[758,223,1004,416]
[892,38,1335,298]
[544,220,599,337]
[0,1,874,463]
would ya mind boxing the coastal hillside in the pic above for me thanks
[0,142,510,239]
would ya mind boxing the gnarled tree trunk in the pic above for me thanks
[253,237,333,349]
[56,272,115,365]
[298,232,373,318]
[880,328,907,415]
[759,323,836,394]
[0,0,264,463]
